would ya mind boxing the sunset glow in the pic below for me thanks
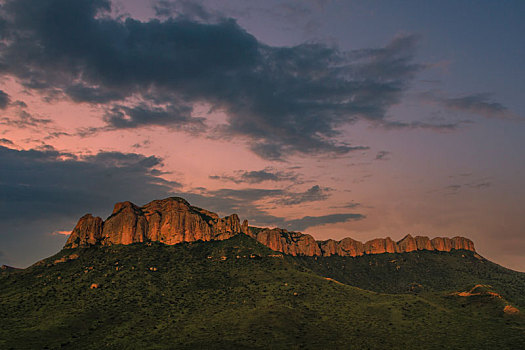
[0,0,524,271]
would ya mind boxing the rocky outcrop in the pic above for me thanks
[65,197,249,248]
[254,228,321,256]
[315,234,475,257]
[65,197,476,257]
[503,305,520,315]
[364,237,397,254]
[319,238,364,256]
[66,214,104,248]
[396,234,418,252]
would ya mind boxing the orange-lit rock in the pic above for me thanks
[319,237,364,257]
[65,214,104,248]
[102,201,147,245]
[414,236,433,250]
[396,234,418,252]
[504,305,520,314]
[64,197,476,257]
[452,236,475,251]
[255,228,321,256]
[364,237,397,254]
[65,197,247,248]
[431,237,453,251]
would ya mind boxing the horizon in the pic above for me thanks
[0,0,524,271]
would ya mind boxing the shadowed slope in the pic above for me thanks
[1,235,524,349]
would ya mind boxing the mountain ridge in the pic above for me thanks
[66,196,475,257]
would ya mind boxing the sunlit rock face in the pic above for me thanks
[66,214,104,248]
[65,197,248,248]
[65,197,476,256]
[254,228,321,256]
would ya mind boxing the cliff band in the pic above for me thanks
[66,197,475,257]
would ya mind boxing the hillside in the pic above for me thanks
[1,235,524,349]
[295,250,525,308]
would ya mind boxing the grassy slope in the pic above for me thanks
[0,235,523,350]
[294,250,525,308]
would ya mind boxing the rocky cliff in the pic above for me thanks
[65,197,475,256]
[65,197,249,248]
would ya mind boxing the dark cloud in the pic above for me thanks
[0,145,179,222]
[0,89,10,109]
[375,150,390,160]
[0,0,422,159]
[421,92,514,119]
[273,185,330,205]
[65,83,126,104]
[0,110,52,129]
[199,185,331,207]
[0,138,14,146]
[330,202,361,209]
[103,103,205,132]
[444,180,492,194]
[282,213,364,232]
[12,100,28,108]
[209,168,301,184]
[378,119,464,131]
[153,0,218,22]
[43,131,71,140]
[441,93,511,119]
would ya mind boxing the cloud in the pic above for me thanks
[0,90,10,109]
[330,202,361,209]
[51,230,72,236]
[282,213,364,231]
[0,110,52,129]
[378,119,465,131]
[209,167,301,184]
[198,185,331,207]
[444,180,492,194]
[103,102,206,132]
[0,138,14,146]
[421,91,515,119]
[0,145,179,222]
[153,0,219,22]
[273,185,331,205]
[441,93,511,119]
[0,0,422,159]
[375,150,390,160]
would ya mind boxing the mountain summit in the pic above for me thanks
[66,197,475,256]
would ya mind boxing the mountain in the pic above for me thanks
[1,235,524,349]
[66,196,475,256]
[1,196,524,349]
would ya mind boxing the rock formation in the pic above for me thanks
[65,197,249,248]
[255,228,321,256]
[65,197,476,257]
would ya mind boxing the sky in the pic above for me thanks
[0,0,524,270]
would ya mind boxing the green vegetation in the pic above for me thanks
[295,249,525,307]
[1,235,524,349]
